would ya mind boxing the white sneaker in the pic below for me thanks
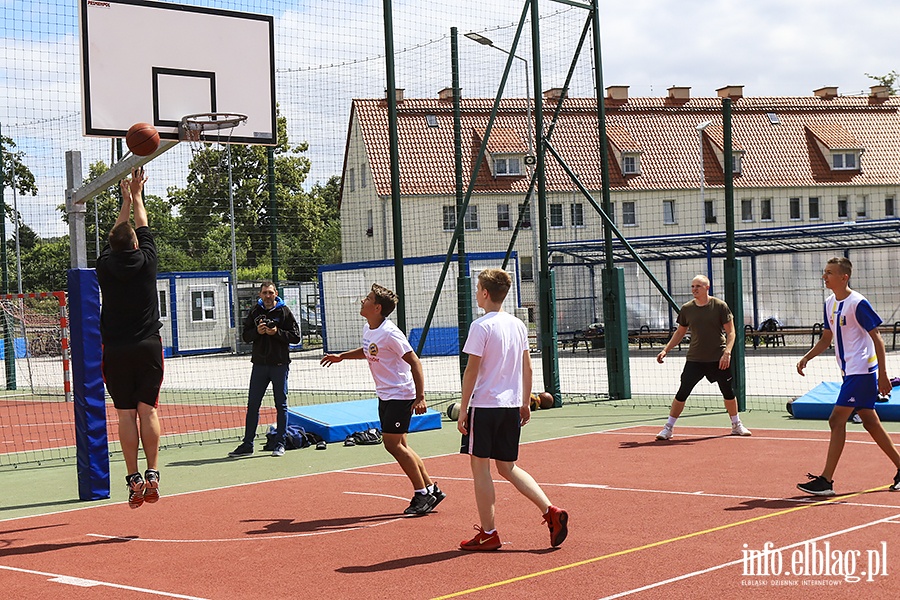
[656,425,673,441]
[731,422,752,436]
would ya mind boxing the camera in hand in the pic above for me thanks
[257,317,276,328]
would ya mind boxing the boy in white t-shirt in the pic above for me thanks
[796,257,900,496]
[320,284,445,515]
[457,268,568,550]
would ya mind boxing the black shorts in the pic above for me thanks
[378,399,414,434]
[675,360,734,402]
[102,335,164,410]
[460,407,520,462]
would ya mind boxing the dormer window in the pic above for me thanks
[832,151,858,170]
[623,153,641,175]
[731,152,743,174]
[493,155,522,176]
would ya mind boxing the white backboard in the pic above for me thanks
[79,0,276,145]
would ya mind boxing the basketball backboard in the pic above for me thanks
[79,0,276,146]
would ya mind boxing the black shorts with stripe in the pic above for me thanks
[459,406,521,462]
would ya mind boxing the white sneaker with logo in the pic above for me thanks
[656,425,674,441]
[731,422,752,436]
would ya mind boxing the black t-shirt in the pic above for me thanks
[97,226,162,346]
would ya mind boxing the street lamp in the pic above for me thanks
[465,31,539,333]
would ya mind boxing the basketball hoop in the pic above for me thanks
[178,112,248,143]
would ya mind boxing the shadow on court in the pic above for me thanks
[336,547,558,573]
[242,513,402,535]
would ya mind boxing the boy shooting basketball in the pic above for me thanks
[796,257,900,495]
[457,268,568,550]
[320,284,445,515]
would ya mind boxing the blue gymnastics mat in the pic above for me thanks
[287,398,442,443]
[790,382,900,420]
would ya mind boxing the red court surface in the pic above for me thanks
[0,402,269,453]
[1,426,899,599]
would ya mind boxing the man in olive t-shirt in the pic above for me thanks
[653,274,751,441]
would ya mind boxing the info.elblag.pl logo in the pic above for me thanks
[741,541,889,585]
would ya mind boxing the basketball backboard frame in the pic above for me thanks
[79,0,276,146]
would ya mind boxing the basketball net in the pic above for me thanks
[178,112,248,164]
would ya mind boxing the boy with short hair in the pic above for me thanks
[457,268,568,550]
[796,257,900,495]
[320,284,445,515]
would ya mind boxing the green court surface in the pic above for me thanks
[4,401,899,522]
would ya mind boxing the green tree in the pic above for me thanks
[1,135,38,197]
[865,70,898,94]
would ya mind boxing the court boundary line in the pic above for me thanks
[0,564,209,599]
[0,424,878,525]
[430,485,890,599]
[597,511,900,599]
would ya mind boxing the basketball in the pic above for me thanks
[125,122,160,156]
[447,402,460,421]
[539,392,555,410]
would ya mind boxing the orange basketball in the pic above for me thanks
[125,122,160,156]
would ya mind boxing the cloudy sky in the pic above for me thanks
[1,0,898,237]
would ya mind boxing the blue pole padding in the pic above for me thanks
[68,268,110,501]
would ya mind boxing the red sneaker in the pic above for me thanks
[459,525,501,551]
[543,506,568,547]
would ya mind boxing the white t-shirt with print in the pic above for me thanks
[362,319,416,400]
[463,311,527,408]
[824,290,882,376]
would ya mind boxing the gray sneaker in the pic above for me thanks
[271,443,285,457]
[656,425,673,441]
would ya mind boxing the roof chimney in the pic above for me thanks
[438,87,455,101]
[386,88,405,103]
[667,86,691,100]
[543,87,567,101]
[716,85,744,99]
[605,85,629,101]
[869,85,890,99]
[814,86,838,99]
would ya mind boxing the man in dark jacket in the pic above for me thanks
[229,281,301,457]
[96,166,164,509]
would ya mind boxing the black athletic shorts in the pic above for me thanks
[102,335,164,410]
[379,398,414,434]
[675,360,734,402]
[460,406,520,462]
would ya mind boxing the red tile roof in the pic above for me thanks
[349,95,900,197]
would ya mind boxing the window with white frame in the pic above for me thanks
[520,256,534,281]
[158,290,167,319]
[832,152,858,170]
[463,205,479,230]
[789,197,801,220]
[809,197,820,220]
[761,198,773,221]
[549,204,563,228]
[493,156,522,176]
[886,195,896,217]
[731,153,742,174]
[741,199,753,222]
[517,203,532,229]
[704,200,716,224]
[837,196,848,219]
[663,200,676,225]
[623,153,640,175]
[191,290,216,322]
[347,168,355,192]
[442,205,456,231]
[571,203,584,227]
[622,201,636,226]
[497,204,511,230]
[856,195,867,219]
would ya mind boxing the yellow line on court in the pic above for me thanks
[432,485,889,599]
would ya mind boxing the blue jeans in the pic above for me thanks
[242,363,289,445]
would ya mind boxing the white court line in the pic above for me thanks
[0,564,208,599]
[345,470,900,511]
[597,511,900,599]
